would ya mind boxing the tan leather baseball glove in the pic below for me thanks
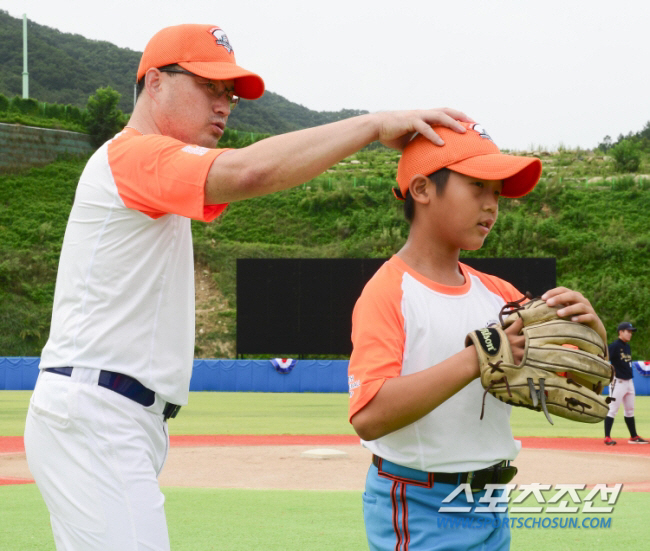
[466,298,614,424]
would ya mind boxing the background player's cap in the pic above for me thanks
[395,122,542,200]
[137,24,265,100]
[617,322,637,332]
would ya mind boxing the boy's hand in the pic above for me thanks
[376,108,474,150]
[503,317,525,365]
[542,287,607,345]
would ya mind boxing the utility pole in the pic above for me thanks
[22,14,29,99]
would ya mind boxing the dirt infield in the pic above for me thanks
[2,435,649,491]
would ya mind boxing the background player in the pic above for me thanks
[347,123,607,550]
[605,321,648,444]
[24,22,475,551]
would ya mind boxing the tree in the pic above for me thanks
[85,86,126,147]
[598,135,612,152]
[610,139,642,173]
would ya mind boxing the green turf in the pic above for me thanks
[0,391,30,437]
[508,488,645,550]
[165,488,367,551]
[510,396,650,439]
[0,391,355,437]
[1,484,645,550]
[0,485,54,550]
[3,390,649,438]
[2,390,648,550]
[167,391,355,436]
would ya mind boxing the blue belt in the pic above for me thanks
[372,455,516,491]
[44,367,181,421]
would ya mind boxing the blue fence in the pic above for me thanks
[602,362,650,396]
[0,357,349,393]
[3,357,650,395]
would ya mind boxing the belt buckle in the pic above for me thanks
[470,461,514,491]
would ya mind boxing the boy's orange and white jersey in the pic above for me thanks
[348,255,523,473]
[39,128,228,405]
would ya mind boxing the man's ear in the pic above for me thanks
[408,174,432,205]
[144,68,163,99]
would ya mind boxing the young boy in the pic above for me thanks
[347,122,608,551]
[605,321,648,444]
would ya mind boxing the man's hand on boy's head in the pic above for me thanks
[542,287,607,346]
[376,108,474,151]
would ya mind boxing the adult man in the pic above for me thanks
[24,23,472,550]
[604,321,648,445]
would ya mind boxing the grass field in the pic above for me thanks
[2,391,649,438]
[1,484,645,551]
[1,392,648,550]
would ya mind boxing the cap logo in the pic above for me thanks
[209,27,233,53]
[471,123,494,142]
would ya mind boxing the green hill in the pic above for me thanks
[2,146,650,359]
[0,10,366,133]
[2,11,650,361]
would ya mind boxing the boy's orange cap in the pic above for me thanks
[396,122,542,199]
[137,24,264,100]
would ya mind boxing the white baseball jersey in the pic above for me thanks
[348,255,523,473]
[39,127,228,405]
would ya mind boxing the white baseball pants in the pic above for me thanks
[24,367,171,550]
[607,378,636,418]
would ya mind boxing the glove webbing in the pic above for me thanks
[498,294,532,325]
[480,358,555,424]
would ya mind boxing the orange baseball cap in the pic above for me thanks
[395,122,542,199]
[137,24,264,100]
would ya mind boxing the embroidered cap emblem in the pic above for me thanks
[471,123,494,142]
[209,27,233,53]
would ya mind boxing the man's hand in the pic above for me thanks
[206,106,474,204]
[376,108,474,150]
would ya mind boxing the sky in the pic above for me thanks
[4,0,650,151]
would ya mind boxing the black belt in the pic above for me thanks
[372,455,517,491]
[44,367,181,421]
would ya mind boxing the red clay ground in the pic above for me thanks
[2,435,649,491]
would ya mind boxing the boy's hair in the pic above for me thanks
[403,168,451,222]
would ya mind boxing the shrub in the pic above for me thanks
[85,87,126,148]
[10,96,39,115]
[66,105,83,123]
[610,139,641,173]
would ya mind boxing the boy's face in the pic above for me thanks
[425,171,502,251]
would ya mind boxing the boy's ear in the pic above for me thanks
[408,174,432,205]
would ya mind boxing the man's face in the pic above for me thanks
[620,329,634,342]
[153,70,235,148]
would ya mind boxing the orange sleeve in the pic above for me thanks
[348,263,406,421]
[108,129,228,222]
